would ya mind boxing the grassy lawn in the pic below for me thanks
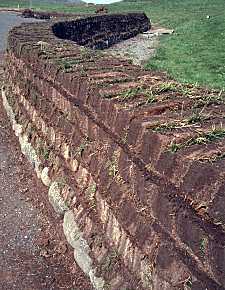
[0,0,26,8]
[1,0,225,90]
[0,0,96,13]
[109,0,225,90]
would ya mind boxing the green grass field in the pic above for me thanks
[1,0,225,90]
[0,0,96,13]
[112,0,225,90]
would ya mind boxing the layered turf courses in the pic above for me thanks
[2,13,225,289]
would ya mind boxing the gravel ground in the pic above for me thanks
[106,26,174,66]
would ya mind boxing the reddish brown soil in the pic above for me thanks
[0,53,93,290]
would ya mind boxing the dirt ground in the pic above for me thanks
[0,53,93,290]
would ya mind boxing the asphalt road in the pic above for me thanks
[0,11,41,51]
